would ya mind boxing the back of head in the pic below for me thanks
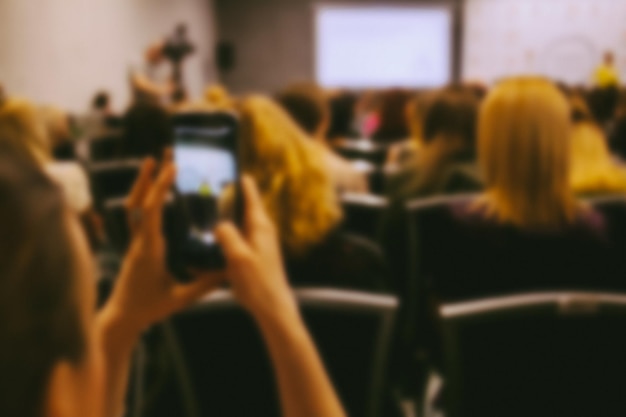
[123,101,173,159]
[237,95,342,256]
[275,83,328,137]
[327,92,357,139]
[422,86,479,151]
[92,91,109,111]
[0,98,51,165]
[0,141,84,417]
[570,121,626,194]
[204,84,232,110]
[478,77,576,229]
[39,105,71,150]
[372,89,412,142]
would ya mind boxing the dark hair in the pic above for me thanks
[586,87,619,126]
[123,101,173,159]
[371,89,412,143]
[422,87,479,148]
[276,84,328,136]
[93,91,109,110]
[327,92,357,139]
[0,141,84,417]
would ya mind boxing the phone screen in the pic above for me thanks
[173,115,238,253]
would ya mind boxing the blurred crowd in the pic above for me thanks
[2,40,626,417]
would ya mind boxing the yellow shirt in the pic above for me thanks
[594,64,620,88]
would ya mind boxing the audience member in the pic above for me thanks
[122,100,173,159]
[0,145,347,417]
[276,83,369,194]
[82,91,116,138]
[371,89,412,143]
[0,99,90,211]
[386,87,482,200]
[237,95,387,291]
[570,121,626,195]
[327,91,358,140]
[586,86,619,129]
[609,88,626,160]
[434,78,622,299]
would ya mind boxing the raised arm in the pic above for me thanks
[216,177,347,417]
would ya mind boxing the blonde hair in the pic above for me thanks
[0,98,51,165]
[477,78,577,229]
[238,95,342,256]
[204,85,232,109]
[570,121,626,194]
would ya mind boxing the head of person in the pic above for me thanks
[604,51,615,66]
[478,77,577,229]
[0,98,51,165]
[204,84,232,110]
[275,83,329,140]
[92,91,110,113]
[372,89,412,142]
[420,86,479,154]
[39,105,71,151]
[237,95,342,256]
[570,121,626,194]
[327,91,357,139]
[123,101,173,159]
[0,141,104,417]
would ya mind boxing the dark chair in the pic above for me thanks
[141,289,398,417]
[435,291,626,417]
[89,159,141,209]
[102,198,130,253]
[333,139,390,165]
[88,131,123,162]
[341,193,388,241]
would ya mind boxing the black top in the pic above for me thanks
[425,203,625,302]
[285,230,388,293]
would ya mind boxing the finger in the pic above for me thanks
[170,272,227,308]
[126,158,157,234]
[162,147,174,163]
[241,175,272,229]
[126,158,157,209]
[215,222,251,263]
[141,163,176,236]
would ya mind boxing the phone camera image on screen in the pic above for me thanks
[174,124,237,250]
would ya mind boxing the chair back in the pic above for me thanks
[341,193,388,240]
[440,292,626,417]
[88,131,123,162]
[89,159,141,209]
[143,289,398,417]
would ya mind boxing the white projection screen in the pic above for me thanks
[315,4,453,89]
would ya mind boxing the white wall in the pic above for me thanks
[463,0,626,85]
[0,0,216,113]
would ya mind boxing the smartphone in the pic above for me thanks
[166,111,242,277]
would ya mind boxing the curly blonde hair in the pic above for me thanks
[237,95,342,256]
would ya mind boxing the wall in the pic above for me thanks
[0,0,217,112]
[463,0,626,85]
[214,0,461,94]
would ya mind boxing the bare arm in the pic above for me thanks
[216,176,347,417]
[97,159,223,417]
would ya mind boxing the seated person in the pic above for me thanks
[237,95,387,292]
[386,86,482,200]
[430,78,625,301]
[370,89,413,144]
[122,99,173,160]
[276,83,368,194]
[570,118,626,196]
[0,144,346,417]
